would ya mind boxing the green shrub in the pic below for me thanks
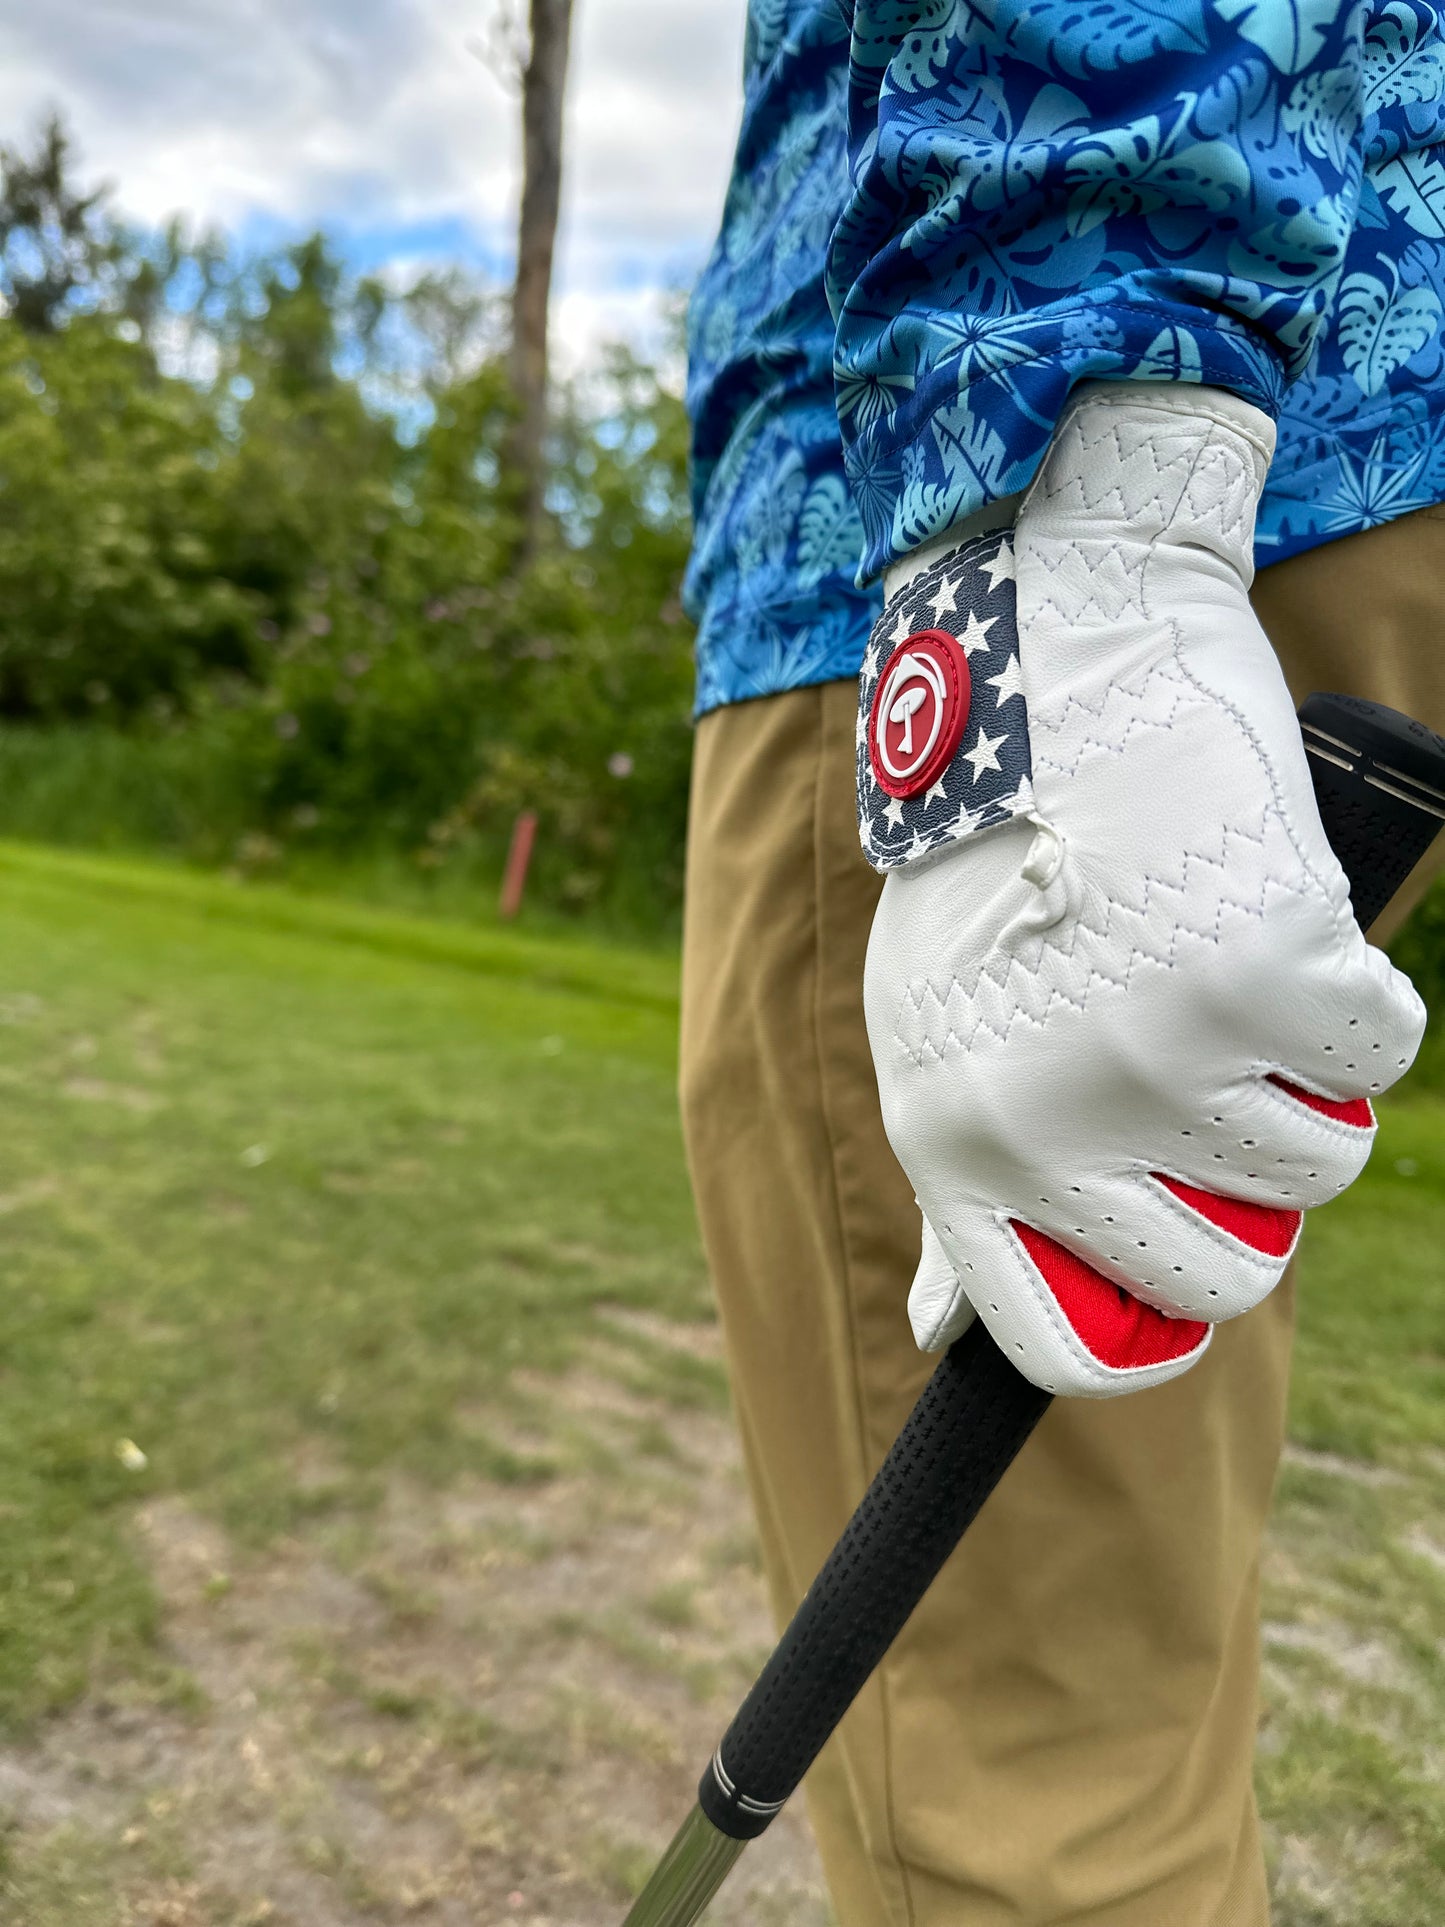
[0,122,698,929]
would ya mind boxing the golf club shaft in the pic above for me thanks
[623,692,1445,1927]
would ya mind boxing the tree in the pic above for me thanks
[0,113,116,333]
[509,0,577,553]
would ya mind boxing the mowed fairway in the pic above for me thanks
[0,843,1441,1926]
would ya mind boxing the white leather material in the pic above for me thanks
[864,384,1426,1399]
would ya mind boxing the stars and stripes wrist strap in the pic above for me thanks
[856,530,1033,873]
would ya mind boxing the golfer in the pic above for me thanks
[679,8,1445,1923]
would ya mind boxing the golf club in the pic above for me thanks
[622,690,1445,1927]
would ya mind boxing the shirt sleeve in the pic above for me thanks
[827,1,1372,580]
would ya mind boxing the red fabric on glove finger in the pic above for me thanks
[1269,1074,1374,1129]
[1153,1174,1301,1258]
[1011,1222,1209,1371]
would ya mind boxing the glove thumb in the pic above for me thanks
[908,1210,977,1353]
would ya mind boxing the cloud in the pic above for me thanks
[0,0,746,356]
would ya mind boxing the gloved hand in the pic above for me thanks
[857,383,1425,1398]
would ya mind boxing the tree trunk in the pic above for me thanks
[509,0,575,555]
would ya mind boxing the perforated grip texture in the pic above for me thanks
[695,694,1445,1848]
[698,1323,1051,1838]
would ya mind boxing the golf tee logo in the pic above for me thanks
[869,630,970,798]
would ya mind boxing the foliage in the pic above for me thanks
[0,116,695,926]
[1390,880,1445,1064]
[0,113,118,333]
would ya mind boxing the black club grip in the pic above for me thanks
[698,693,1445,1844]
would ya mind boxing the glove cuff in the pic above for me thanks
[1021,382,1275,580]
[856,384,1276,873]
[856,528,1034,873]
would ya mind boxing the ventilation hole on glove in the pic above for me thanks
[965,1261,974,1273]
[1015,1343,1025,1354]
[1372,1041,1380,1052]
[1045,1383,1056,1392]
[1324,1044,1335,1053]
[1247,1172,1258,1180]
[1172,1265,1183,1274]
[1308,1171,1318,1180]
[1181,1129,1192,1137]
[1208,1288,1219,1298]
[990,1302,999,1313]
[1069,1185,1082,1194]
[1214,1153,1226,1161]
[1346,1062,1356,1071]
[1103,1214,1115,1223]
[1136,1241,1147,1249]
[1349,1018,1359,1028]
[1213,1116,1223,1124]
[1370,1082,1381,1093]
[1241,1138,1257,1149]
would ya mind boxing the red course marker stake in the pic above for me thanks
[499,809,539,920]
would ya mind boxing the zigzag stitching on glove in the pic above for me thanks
[1031,402,1266,530]
[1165,634,1357,937]
[1027,418,1260,548]
[1024,555,1151,634]
[1119,429,1356,939]
[890,814,1313,1063]
[1025,641,1193,746]
[1019,506,1354,938]
[1030,692,1206,778]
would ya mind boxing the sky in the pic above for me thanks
[0,0,747,369]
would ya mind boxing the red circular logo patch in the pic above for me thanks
[868,629,971,799]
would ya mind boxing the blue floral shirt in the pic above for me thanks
[686,0,1445,716]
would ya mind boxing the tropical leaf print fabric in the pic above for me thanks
[685,0,1445,718]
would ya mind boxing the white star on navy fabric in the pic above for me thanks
[956,611,997,657]
[856,529,1034,873]
[987,655,1025,706]
[927,575,959,621]
[982,539,1015,592]
[963,727,1007,780]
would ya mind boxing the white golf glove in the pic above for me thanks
[857,383,1425,1399]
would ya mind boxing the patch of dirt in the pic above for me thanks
[0,1336,831,1926]
[1280,1443,1406,1488]
[1262,1619,1408,1690]
[1403,1526,1445,1573]
[61,1076,163,1114]
[595,1306,724,1365]
[0,1176,60,1216]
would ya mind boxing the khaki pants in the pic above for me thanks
[678,506,1445,1927]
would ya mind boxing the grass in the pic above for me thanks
[0,721,686,944]
[0,839,698,1722]
[0,839,1440,1924]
